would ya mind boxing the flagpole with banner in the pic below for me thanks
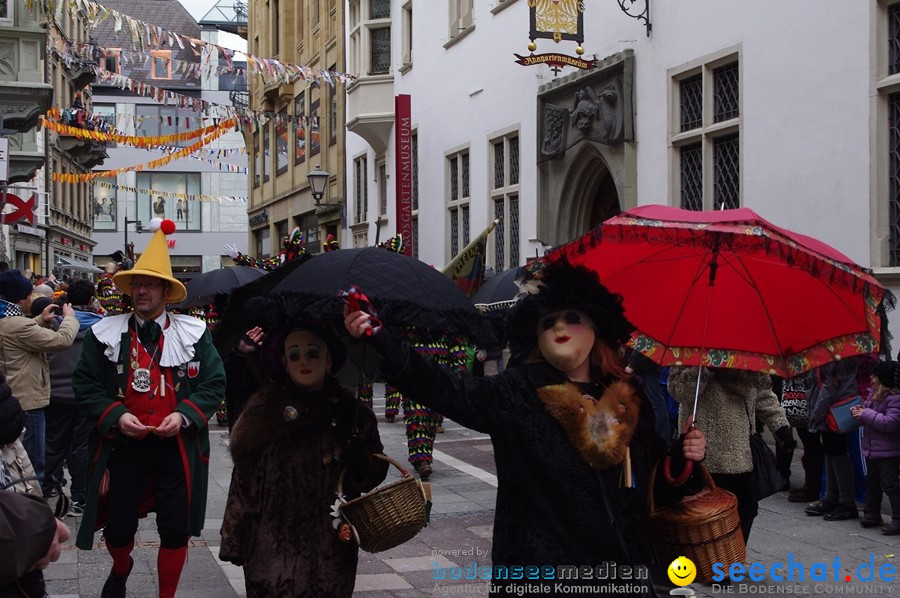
[442,219,499,297]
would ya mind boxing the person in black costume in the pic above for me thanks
[345,260,706,597]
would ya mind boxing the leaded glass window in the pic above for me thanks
[509,195,520,268]
[889,93,900,265]
[494,141,504,189]
[680,74,702,132]
[371,27,390,74]
[509,136,520,185]
[891,3,900,76]
[714,134,740,209]
[714,62,740,122]
[680,142,702,211]
[494,199,505,271]
[450,208,459,257]
[450,156,459,201]
[371,0,390,19]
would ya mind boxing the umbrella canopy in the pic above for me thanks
[472,267,521,313]
[544,205,893,378]
[182,266,265,307]
[213,257,311,354]
[268,247,494,342]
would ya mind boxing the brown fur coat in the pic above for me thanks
[220,380,387,597]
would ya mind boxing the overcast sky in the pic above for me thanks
[176,0,247,51]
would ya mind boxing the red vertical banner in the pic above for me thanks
[395,94,413,257]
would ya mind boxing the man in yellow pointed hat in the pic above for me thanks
[71,219,225,598]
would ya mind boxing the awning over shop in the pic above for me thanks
[56,255,103,273]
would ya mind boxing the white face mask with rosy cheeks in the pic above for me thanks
[536,309,596,381]
[283,330,332,390]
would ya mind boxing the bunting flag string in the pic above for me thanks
[49,35,253,85]
[52,126,228,182]
[92,180,247,203]
[42,111,237,147]
[32,0,355,89]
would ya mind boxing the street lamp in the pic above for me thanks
[307,165,329,206]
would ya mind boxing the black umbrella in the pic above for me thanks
[213,256,312,355]
[472,267,522,313]
[267,247,495,342]
[182,266,265,307]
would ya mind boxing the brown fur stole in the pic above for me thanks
[229,382,354,464]
[536,380,641,470]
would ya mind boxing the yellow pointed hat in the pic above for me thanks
[113,218,187,303]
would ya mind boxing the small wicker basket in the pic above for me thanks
[337,453,427,553]
[648,464,746,584]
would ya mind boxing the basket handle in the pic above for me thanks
[335,453,411,498]
[647,461,716,516]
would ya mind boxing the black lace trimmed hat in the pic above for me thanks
[505,258,636,361]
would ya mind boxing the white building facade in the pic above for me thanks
[345,0,900,349]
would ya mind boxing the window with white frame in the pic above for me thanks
[92,178,116,231]
[349,0,391,77]
[354,155,368,224]
[449,0,474,39]
[377,159,387,216]
[412,132,419,258]
[669,50,741,211]
[490,132,520,271]
[447,148,470,261]
[0,0,13,25]
[401,1,413,67]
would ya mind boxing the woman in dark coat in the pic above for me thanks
[219,313,388,597]
[345,260,706,597]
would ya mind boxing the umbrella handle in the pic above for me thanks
[661,433,694,486]
[338,286,382,336]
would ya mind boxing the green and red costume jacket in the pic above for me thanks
[72,312,226,550]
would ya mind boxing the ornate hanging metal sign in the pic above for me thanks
[517,0,592,73]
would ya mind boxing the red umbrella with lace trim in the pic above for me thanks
[544,205,894,484]
[543,205,893,379]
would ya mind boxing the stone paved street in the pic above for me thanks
[44,387,899,597]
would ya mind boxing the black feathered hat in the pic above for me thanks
[505,259,635,361]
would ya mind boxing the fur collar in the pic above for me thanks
[229,380,356,463]
[536,380,641,470]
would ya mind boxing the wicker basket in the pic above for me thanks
[648,464,746,584]
[337,453,427,553]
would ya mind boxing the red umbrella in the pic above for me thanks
[543,205,893,379]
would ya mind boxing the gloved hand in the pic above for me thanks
[223,243,239,259]
[774,425,797,451]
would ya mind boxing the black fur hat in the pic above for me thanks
[505,259,635,361]
[873,360,900,389]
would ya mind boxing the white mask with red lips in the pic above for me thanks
[535,309,596,380]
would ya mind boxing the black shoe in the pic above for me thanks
[882,521,900,535]
[861,516,885,528]
[804,501,837,516]
[414,462,432,479]
[823,505,858,521]
[787,488,819,503]
[101,557,133,598]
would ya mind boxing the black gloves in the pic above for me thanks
[774,425,797,451]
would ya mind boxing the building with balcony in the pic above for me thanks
[244,0,346,258]
[342,0,900,346]
[88,0,249,281]
[0,0,53,271]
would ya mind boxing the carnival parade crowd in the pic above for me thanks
[0,220,898,598]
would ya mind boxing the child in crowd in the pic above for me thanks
[851,360,900,535]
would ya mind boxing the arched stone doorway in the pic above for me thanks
[556,147,621,244]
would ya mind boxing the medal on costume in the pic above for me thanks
[132,367,152,392]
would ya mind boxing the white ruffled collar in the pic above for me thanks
[92,313,207,367]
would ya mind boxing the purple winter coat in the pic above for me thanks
[859,391,900,458]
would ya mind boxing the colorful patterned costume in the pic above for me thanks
[232,227,307,271]
[323,234,341,252]
[95,272,129,316]
[389,329,471,475]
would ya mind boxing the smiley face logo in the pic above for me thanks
[667,556,697,586]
